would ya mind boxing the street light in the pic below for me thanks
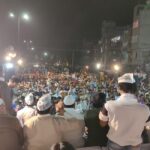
[113,64,120,72]
[17,59,23,66]
[33,64,39,68]
[5,56,12,61]
[22,13,30,21]
[9,12,15,18]
[85,65,89,70]
[44,52,48,56]
[5,63,14,69]
[9,12,30,21]
[96,63,101,70]
[31,47,35,51]
[8,12,31,56]
[8,52,16,58]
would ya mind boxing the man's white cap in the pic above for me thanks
[118,73,136,84]
[25,93,34,105]
[0,99,5,106]
[64,95,75,106]
[37,94,52,111]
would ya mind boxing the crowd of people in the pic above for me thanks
[0,66,150,150]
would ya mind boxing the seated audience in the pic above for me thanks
[63,94,84,120]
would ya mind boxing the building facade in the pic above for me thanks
[131,1,150,71]
[101,21,131,69]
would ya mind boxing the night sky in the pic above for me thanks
[0,0,146,50]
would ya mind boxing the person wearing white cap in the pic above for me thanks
[24,94,62,150]
[0,98,24,150]
[99,73,150,150]
[17,93,36,127]
[63,94,84,120]
[24,94,85,150]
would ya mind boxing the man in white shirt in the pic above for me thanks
[63,94,84,120]
[17,93,36,127]
[99,73,150,150]
[24,94,85,150]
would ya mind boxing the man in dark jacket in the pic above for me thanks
[84,93,109,146]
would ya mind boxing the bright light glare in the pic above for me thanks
[30,40,32,43]
[85,65,89,69]
[10,53,16,58]
[44,52,48,56]
[31,47,35,51]
[22,13,30,21]
[8,53,16,58]
[33,64,39,68]
[56,63,60,66]
[17,59,23,66]
[5,56,11,61]
[9,12,15,18]
[114,64,120,71]
[96,63,101,69]
[111,36,121,43]
[5,63,14,69]
[24,40,27,43]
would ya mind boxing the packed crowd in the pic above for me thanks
[13,69,150,108]
[0,67,150,150]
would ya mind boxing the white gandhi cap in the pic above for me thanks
[37,94,52,111]
[64,95,75,106]
[118,73,135,84]
[25,93,34,105]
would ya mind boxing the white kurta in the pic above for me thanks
[17,106,36,127]
[100,93,150,146]
[64,108,84,120]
